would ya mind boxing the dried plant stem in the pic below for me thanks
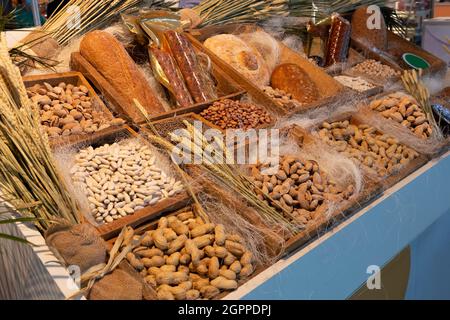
[133,99,210,223]
[0,34,80,230]
[401,69,442,139]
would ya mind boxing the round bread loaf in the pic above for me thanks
[239,31,280,73]
[351,6,387,50]
[204,34,270,87]
[270,63,319,104]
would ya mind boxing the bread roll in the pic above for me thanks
[270,63,319,104]
[204,34,270,87]
[239,31,280,73]
[80,31,165,121]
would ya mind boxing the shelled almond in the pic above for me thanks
[249,156,354,226]
[27,82,125,137]
[318,120,419,177]
[125,213,255,300]
[369,92,432,139]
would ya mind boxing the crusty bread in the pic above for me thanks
[239,31,280,73]
[271,63,319,105]
[204,34,270,87]
[80,31,165,121]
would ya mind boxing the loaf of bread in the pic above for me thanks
[80,31,166,121]
[239,31,280,73]
[204,34,270,87]
[270,63,319,105]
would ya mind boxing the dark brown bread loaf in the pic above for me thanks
[270,63,319,105]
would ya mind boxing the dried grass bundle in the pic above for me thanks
[0,34,80,230]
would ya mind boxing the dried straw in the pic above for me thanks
[401,69,443,139]
[0,34,80,230]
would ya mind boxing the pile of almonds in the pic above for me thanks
[318,120,419,177]
[370,92,432,139]
[70,140,183,224]
[249,156,354,226]
[199,99,273,130]
[27,82,125,137]
[349,59,400,79]
[262,86,303,110]
[125,212,255,300]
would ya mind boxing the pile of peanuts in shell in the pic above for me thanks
[318,120,419,177]
[370,92,432,139]
[27,82,125,137]
[249,155,355,226]
[125,212,255,300]
[199,99,273,130]
[349,59,400,79]
[262,86,303,110]
[70,139,183,224]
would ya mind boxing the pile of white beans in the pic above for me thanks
[70,140,184,224]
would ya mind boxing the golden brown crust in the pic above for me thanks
[204,34,270,87]
[270,63,319,104]
[80,31,165,121]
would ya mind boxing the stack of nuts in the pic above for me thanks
[370,92,432,139]
[318,120,419,177]
[199,99,273,130]
[262,86,303,110]
[349,59,400,79]
[70,140,184,224]
[27,82,125,137]
[249,156,354,226]
[125,212,255,300]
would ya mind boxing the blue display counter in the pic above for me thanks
[225,151,450,300]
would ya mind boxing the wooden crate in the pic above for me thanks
[280,125,383,253]
[307,112,429,189]
[57,125,196,240]
[142,112,226,142]
[147,93,277,135]
[187,24,345,115]
[351,30,447,77]
[105,205,265,300]
[359,91,447,157]
[22,71,119,149]
[70,38,244,124]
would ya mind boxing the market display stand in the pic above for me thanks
[1,150,447,300]
[225,150,450,299]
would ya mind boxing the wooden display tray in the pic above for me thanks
[105,205,265,300]
[306,112,429,190]
[280,125,383,253]
[147,93,276,134]
[432,86,450,106]
[351,30,447,77]
[59,125,196,240]
[70,43,244,124]
[359,91,447,157]
[187,24,345,116]
[325,47,366,75]
[23,71,118,149]
[142,112,221,140]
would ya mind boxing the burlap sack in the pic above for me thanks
[45,223,107,274]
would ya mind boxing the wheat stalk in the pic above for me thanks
[401,69,443,139]
[0,34,80,230]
